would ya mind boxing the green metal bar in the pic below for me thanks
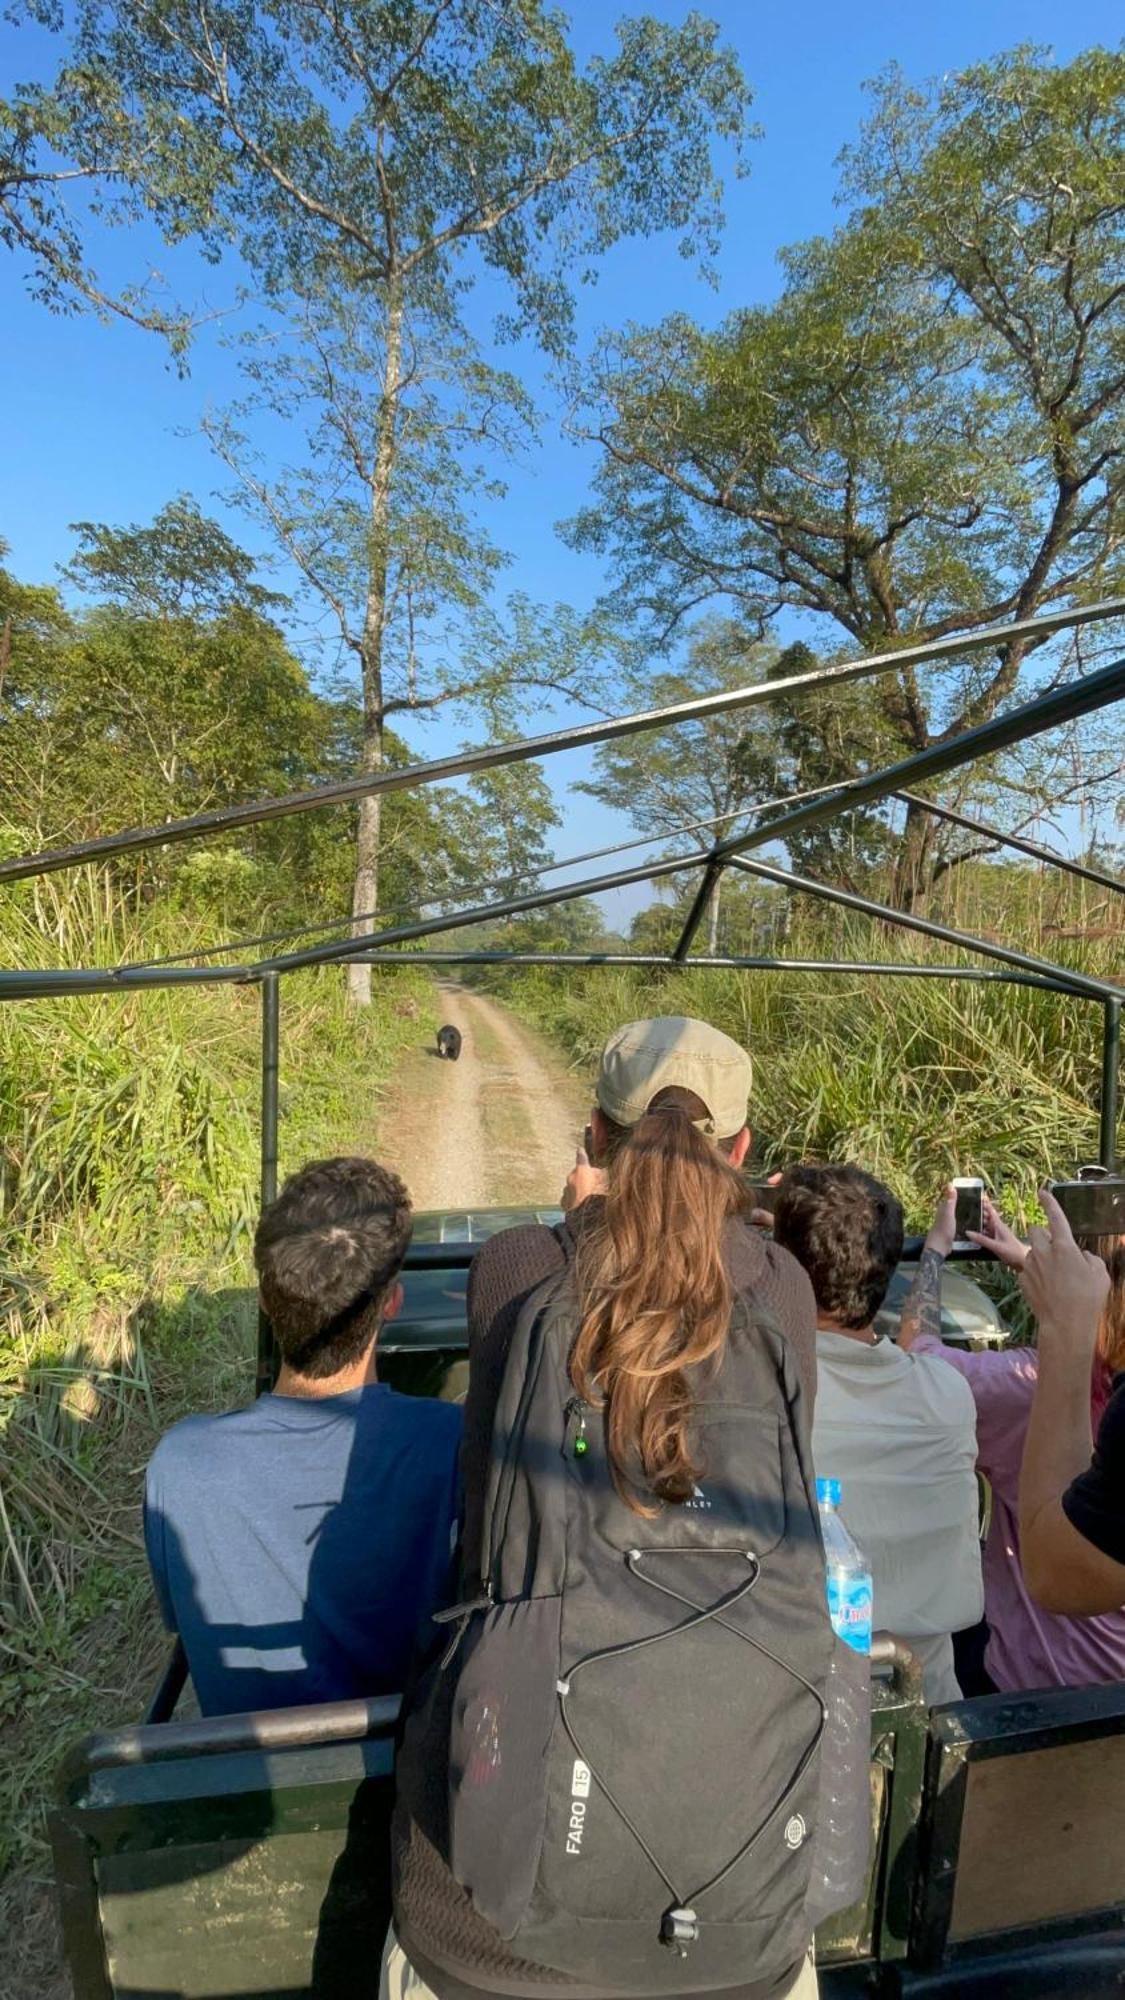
[724,854,1120,1002]
[0,963,254,999]
[895,791,1125,899]
[256,972,281,1397]
[5,599,1123,885]
[348,951,1084,994]
[673,858,724,962]
[258,849,712,976]
[1101,998,1122,1170]
[715,651,1125,862]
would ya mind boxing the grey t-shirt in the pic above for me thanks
[144,1383,462,1715]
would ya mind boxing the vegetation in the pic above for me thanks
[491,861,1122,1234]
[5,0,752,1001]
[571,46,1125,901]
[0,873,434,1965]
[2,19,1123,1990]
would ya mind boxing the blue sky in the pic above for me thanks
[2,0,1120,923]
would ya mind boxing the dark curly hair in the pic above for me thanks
[254,1156,412,1379]
[774,1164,904,1332]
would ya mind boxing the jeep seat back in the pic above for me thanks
[51,1696,399,2000]
[51,1644,929,1999]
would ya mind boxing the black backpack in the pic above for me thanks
[399,1245,865,1991]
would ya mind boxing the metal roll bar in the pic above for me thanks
[3,598,1121,885]
[893,793,1125,900]
[1,597,1120,1398]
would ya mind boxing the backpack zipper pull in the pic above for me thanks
[564,1396,589,1459]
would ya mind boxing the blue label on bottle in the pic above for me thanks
[827,1570,873,1655]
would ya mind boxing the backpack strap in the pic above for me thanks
[550,1214,578,1265]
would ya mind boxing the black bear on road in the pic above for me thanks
[436,1024,462,1061]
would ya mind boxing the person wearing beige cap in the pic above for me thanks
[391,1016,822,2000]
[598,1014,756,1138]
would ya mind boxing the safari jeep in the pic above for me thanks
[49,1213,1125,2000]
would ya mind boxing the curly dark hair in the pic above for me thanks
[254,1156,412,1379]
[774,1164,905,1332]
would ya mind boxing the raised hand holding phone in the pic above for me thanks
[1020,1186,1110,1353]
[966,1194,1029,1270]
[561,1145,607,1213]
[951,1177,984,1248]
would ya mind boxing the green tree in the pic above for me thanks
[572,47,1125,904]
[0,26,190,350]
[22,0,749,998]
[0,512,321,874]
[468,753,561,900]
[579,621,782,952]
[64,497,284,622]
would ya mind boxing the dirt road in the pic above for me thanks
[383,986,588,1211]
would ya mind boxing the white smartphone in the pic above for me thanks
[951,1177,984,1250]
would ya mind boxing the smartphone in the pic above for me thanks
[951,1177,984,1249]
[1048,1173,1125,1236]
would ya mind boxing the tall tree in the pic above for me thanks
[579,621,782,952]
[468,751,561,900]
[571,47,1125,903]
[28,0,749,996]
[64,497,283,622]
[1,508,322,859]
[0,13,190,350]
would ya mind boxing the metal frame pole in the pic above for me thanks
[894,792,1125,900]
[6,598,1123,885]
[259,848,712,975]
[674,859,725,962]
[723,854,1116,1001]
[714,653,1125,863]
[1101,997,1121,1170]
[256,971,281,1396]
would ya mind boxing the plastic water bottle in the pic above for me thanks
[809,1477,873,1917]
[818,1477,873,1658]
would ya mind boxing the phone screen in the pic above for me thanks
[749,1183,780,1216]
[954,1183,983,1242]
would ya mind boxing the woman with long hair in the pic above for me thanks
[390,1017,824,2000]
[897,1183,1125,1693]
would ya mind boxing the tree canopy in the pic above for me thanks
[6,0,751,996]
[0,509,554,938]
[570,47,1125,900]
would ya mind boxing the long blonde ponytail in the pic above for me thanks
[571,1088,749,1515]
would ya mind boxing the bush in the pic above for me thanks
[492,930,1117,1233]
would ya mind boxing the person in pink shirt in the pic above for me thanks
[896,1184,1125,1694]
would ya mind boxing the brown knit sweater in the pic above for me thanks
[392,1203,818,2000]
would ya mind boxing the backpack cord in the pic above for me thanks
[627,1551,826,1908]
[557,1548,825,1921]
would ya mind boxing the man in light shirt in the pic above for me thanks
[774,1165,983,1706]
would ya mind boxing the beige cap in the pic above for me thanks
[595,1016,752,1139]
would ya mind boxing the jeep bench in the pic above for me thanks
[50,1638,1125,2000]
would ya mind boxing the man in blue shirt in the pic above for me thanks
[144,1156,462,1716]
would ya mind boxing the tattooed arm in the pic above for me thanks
[896,1185,957,1350]
[898,1247,947,1350]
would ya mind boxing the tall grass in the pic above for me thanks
[0,874,435,1919]
[496,920,1120,1232]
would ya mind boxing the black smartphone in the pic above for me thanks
[747,1182,780,1217]
[952,1178,984,1247]
[1048,1174,1125,1235]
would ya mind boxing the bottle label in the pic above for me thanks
[827,1570,873,1655]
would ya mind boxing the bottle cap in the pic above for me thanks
[816,1477,842,1508]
